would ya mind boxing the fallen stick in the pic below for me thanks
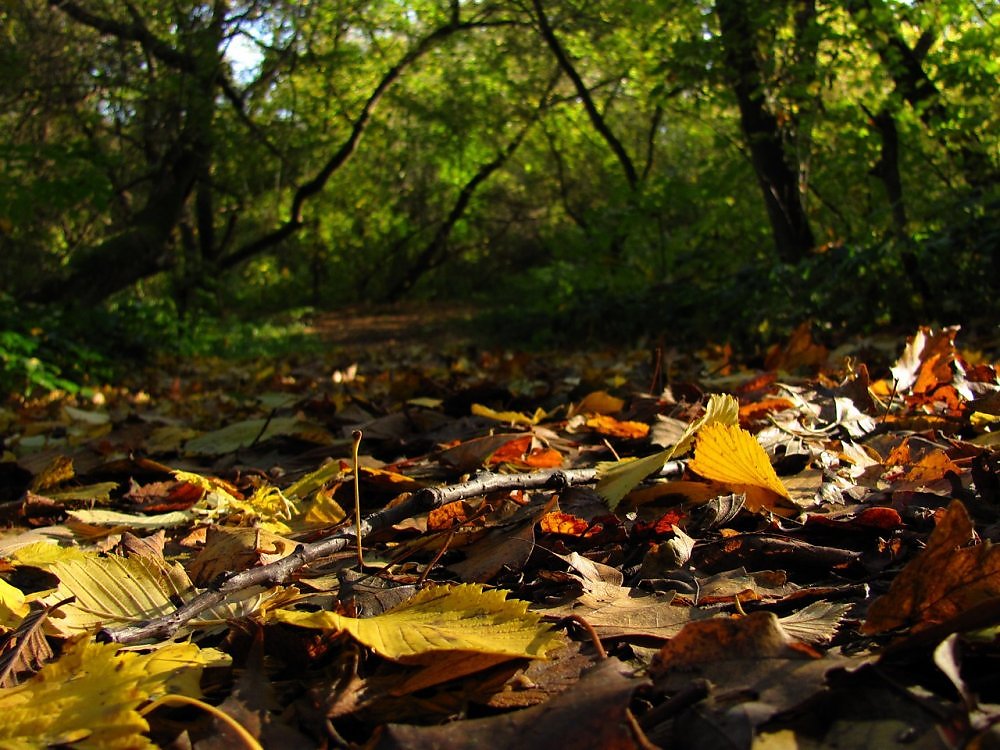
[101,462,685,644]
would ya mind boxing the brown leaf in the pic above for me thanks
[371,658,647,750]
[651,612,855,730]
[764,321,828,372]
[863,500,1000,634]
[188,526,297,586]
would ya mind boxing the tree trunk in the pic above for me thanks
[715,0,815,264]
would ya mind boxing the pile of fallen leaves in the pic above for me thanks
[1,322,999,749]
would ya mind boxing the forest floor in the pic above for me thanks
[1,316,999,749]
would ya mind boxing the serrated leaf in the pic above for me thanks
[597,394,739,508]
[39,554,190,636]
[0,604,54,688]
[0,639,222,749]
[689,423,797,514]
[274,583,561,661]
[778,601,852,645]
[29,551,281,638]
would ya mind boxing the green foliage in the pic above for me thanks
[0,293,323,399]
[0,298,106,398]
[0,0,996,354]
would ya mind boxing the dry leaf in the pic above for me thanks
[274,583,562,661]
[689,422,799,515]
[863,500,1000,634]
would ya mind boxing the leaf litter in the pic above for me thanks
[0,322,999,748]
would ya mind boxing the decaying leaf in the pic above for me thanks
[651,611,851,729]
[0,603,57,687]
[188,526,297,586]
[778,600,853,645]
[372,657,645,750]
[863,500,1000,634]
[538,551,706,639]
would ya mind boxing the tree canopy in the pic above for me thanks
[1,0,997,348]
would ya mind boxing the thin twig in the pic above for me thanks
[557,614,607,660]
[100,462,685,645]
[351,430,364,568]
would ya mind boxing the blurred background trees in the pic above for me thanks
[2,0,996,356]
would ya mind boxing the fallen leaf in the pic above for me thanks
[471,404,546,426]
[0,639,224,749]
[585,414,650,440]
[372,657,645,750]
[651,612,851,730]
[274,583,562,661]
[863,500,1000,634]
[187,526,297,586]
[596,393,739,508]
[689,423,799,514]
[0,579,29,629]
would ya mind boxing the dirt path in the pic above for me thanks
[303,302,479,348]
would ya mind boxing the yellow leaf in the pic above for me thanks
[273,583,561,661]
[38,554,190,636]
[0,578,29,629]
[66,509,193,529]
[471,404,547,426]
[0,639,223,750]
[11,542,91,568]
[283,460,344,502]
[574,390,625,416]
[689,423,796,514]
[28,551,278,638]
[596,393,739,508]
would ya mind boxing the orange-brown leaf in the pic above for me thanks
[585,414,649,440]
[738,398,796,426]
[862,500,1000,634]
[539,512,593,537]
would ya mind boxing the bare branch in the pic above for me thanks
[530,0,639,190]
[100,461,685,645]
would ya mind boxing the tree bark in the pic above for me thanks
[715,0,815,264]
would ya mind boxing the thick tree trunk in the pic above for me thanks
[715,0,815,264]
[25,145,201,306]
